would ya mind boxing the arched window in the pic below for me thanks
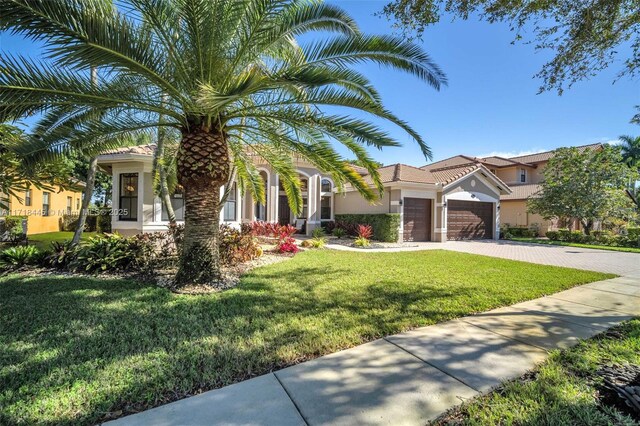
[320,178,333,221]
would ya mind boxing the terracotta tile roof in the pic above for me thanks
[507,143,603,164]
[501,183,542,200]
[480,156,529,167]
[429,163,480,184]
[420,155,477,170]
[361,164,436,185]
[101,143,157,156]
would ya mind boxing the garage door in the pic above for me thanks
[403,198,432,242]
[447,200,493,240]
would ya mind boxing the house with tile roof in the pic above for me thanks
[97,146,511,243]
[421,143,604,235]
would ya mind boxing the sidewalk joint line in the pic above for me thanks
[547,295,636,316]
[505,305,606,332]
[582,286,640,299]
[382,337,481,393]
[458,318,552,352]
[272,372,309,426]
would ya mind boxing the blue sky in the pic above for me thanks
[1,0,638,166]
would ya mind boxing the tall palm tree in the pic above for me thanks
[0,0,446,286]
[619,135,640,170]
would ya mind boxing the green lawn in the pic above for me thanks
[27,231,97,250]
[0,250,613,425]
[511,237,640,254]
[433,319,640,425]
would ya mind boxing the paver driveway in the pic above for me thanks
[442,240,640,275]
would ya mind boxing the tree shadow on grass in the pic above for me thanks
[0,268,483,425]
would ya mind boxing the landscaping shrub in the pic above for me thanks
[0,245,41,269]
[546,231,559,241]
[96,210,112,233]
[504,227,538,238]
[301,237,326,249]
[557,229,571,241]
[70,234,154,273]
[357,224,373,239]
[61,214,99,232]
[353,236,370,247]
[334,214,400,242]
[276,237,298,254]
[0,216,27,243]
[218,224,261,265]
[321,221,335,233]
[311,228,326,238]
[332,228,346,239]
[45,240,78,270]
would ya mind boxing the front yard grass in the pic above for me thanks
[433,319,640,425]
[0,249,613,425]
[511,237,640,254]
[27,231,97,250]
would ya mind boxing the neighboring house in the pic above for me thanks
[97,145,511,242]
[0,182,85,235]
[422,143,603,235]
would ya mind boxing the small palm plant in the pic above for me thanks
[0,0,446,286]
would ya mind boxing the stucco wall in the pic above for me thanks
[4,186,83,235]
[335,190,390,214]
[500,200,552,235]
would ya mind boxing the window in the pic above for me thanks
[119,173,138,221]
[519,168,527,183]
[224,183,237,222]
[76,198,80,210]
[66,196,72,215]
[42,192,50,216]
[254,171,268,221]
[161,190,185,221]
[320,178,333,220]
[25,188,32,206]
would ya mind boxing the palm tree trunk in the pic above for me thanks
[72,155,97,246]
[174,127,230,286]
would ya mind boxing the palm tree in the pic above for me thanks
[619,135,640,170]
[619,135,640,209]
[0,0,446,286]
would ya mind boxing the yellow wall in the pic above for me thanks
[500,200,553,235]
[3,185,83,235]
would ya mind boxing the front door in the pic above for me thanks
[278,195,291,225]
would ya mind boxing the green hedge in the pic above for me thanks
[334,214,400,242]
[547,228,640,248]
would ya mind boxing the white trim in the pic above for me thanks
[445,191,499,203]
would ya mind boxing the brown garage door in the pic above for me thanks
[403,198,432,242]
[447,200,493,240]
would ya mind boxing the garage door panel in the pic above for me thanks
[447,200,493,240]
[403,198,432,242]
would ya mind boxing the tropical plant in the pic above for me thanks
[70,233,154,273]
[353,236,371,247]
[0,245,42,269]
[356,224,373,240]
[619,135,640,170]
[0,0,445,286]
[311,227,326,238]
[332,227,346,239]
[46,240,78,269]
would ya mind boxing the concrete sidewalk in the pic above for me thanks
[105,274,639,426]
